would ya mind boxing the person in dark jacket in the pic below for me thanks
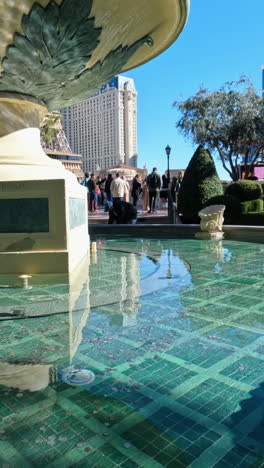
[96,176,106,205]
[160,174,169,203]
[176,171,184,197]
[87,174,97,212]
[108,200,137,224]
[131,174,142,207]
[104,173,113,202]
[146,167,161,213]
[81,172,90,207]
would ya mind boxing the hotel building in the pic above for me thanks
[61,76,138,173]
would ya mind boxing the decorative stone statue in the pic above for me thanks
[195,204,226,239]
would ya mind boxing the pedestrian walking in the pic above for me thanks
[110,173,125,202]
[121,176,130,202]
[160,174,169,206]
[142,178,149,212]
[176,171,184,205]
[81,172,90,208]
[96,177,106,205]
[146,167,161,213]
[105,173,113,202]
[87,174,97,212]
[170,176,177,203]
[176,171,184,192]
[131,174,142,207]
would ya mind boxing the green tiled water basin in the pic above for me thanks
[0,238,264,467]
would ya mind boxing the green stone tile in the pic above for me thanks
[220,356,264,385]
[162,443,182,458]
[220,294,263,308]
[154,451,174,465]
[213,460,233,468]
[231,312,264,332]
[119,460,140,468]
[2,238,264,467]
[167,337,231,368]
[202,325,262,348]
[166,461,186,468]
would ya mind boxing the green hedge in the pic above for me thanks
[225,180,262,201]
[204,194,241,224]
[241,199,264,214]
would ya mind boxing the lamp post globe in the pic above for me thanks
[165,145,171,156]
[165,145,171,181]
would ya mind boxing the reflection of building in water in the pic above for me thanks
[90,250,141,326]
[118,254,140,326]
[0,254,90,392]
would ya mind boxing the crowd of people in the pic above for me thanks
[80,168,184,224]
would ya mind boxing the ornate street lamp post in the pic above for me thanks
[165,145,171,217]
[165,144,171,181]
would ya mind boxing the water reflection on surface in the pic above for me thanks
[0,254,90,390]
[0,238,264,467]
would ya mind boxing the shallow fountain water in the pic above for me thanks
[0,237,264,467]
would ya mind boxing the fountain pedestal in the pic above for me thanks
[0,96,89,274]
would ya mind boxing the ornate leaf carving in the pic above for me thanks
[0,0,153,110]
[50,36,153,110]
[0,0,100,99]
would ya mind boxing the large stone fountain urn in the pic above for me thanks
[0,0,189,275]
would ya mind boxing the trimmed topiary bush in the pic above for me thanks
[178,145,223,223]
[225,180,262,201]
[241,199,264,214]
[241,201,251,214]
[204,194,241,224]
[253,199,264,211]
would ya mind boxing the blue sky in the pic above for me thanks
[126,0,264,180]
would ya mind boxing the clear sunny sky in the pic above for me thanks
[126,0,264,180]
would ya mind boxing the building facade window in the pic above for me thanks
[61,76,138,171]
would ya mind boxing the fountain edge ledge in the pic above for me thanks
[89,224,264,244]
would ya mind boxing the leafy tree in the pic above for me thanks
[178,145,223,223]
[173,77,264,181]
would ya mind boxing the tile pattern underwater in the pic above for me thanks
[0,238,264,467]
